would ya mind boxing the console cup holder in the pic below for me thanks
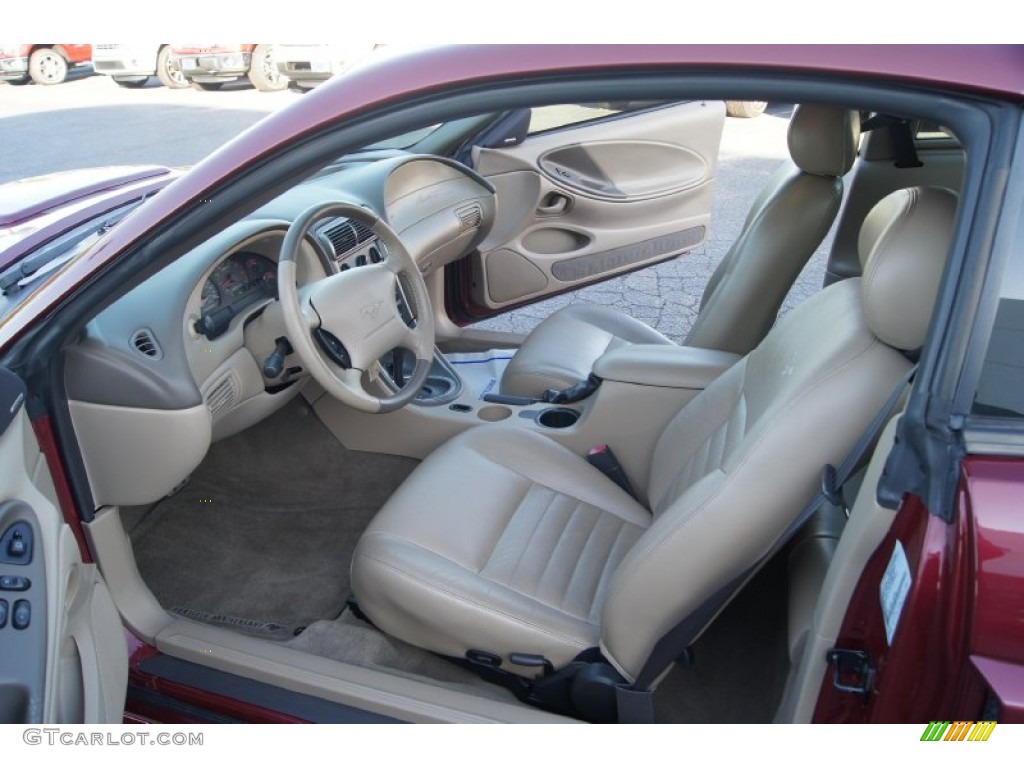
[537,407,580,429]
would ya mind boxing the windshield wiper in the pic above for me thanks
[0,194,151,295]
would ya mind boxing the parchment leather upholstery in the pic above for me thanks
[351,187,956,683]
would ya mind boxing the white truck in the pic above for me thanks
[91,44,187,89]
[273,43,379,91]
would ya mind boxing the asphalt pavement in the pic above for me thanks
[0,74,828,342]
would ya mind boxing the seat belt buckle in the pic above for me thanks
[587,444,637,500]
[820,464,846,510]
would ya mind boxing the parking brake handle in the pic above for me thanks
[542,373,602,404]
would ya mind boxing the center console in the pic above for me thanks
[380,348,463,406]
[309,343,741,505]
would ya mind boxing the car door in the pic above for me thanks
[0,368,127,723]
[810,118,1024,724]
[459,100,725,316]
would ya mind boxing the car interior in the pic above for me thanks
[4,85,971,723]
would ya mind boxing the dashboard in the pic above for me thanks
[63,153,497,508]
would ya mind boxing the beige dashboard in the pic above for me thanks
[63,154,496,509]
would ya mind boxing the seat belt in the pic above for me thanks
[860,115,923,169]
[616,364,918,723]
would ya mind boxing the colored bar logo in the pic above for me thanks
[920,721,997,741]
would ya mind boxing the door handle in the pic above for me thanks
[537,193,571,216]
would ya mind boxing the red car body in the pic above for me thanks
[1,44,1022,725]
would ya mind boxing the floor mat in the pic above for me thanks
[127,396,419,640]
[653,556,791,723]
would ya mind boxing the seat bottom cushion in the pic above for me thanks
[351,425,650,669]
[500,304,675,398]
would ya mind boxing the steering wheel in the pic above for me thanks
[278,201,434,413]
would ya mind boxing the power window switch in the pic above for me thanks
[12,600,29,630]
[0,599,7,628]
[0,575,30,591]
[8,534,26,558]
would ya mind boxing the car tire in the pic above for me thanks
[113,76,148,88]
[28,47,69,85]
[156,46,188,89]
[725,101,768,118]
[192,81,224,91]
[247,44,288,92]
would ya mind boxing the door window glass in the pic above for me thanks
[971,214,1024,418]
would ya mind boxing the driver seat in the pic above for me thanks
[350,187,955,704]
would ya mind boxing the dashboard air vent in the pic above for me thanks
[456,204,483,230]
[131,328,162,359]
[322,218,376,259]
[204,374,238,420]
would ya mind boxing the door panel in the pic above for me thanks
[469,101,725,310]
[0,368,126,723]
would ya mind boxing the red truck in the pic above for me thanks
[0,44,91,85]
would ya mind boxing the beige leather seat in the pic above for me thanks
[351,187,955,689]
[500,105,861,398]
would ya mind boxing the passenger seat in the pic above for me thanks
[500,105,861,398]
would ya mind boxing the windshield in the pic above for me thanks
[361,124,442,151]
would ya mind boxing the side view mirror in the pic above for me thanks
[478,108,532,149]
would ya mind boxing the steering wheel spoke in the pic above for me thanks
[298,296,321,330]
[337,366,364,389]
[279,201,435,413]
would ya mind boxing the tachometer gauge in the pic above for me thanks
[201,281,220,313]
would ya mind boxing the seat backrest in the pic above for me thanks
[600,186,957,681]
[684,106,861,355]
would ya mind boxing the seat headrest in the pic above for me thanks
[858,187,958,351]
[788,105,860,177]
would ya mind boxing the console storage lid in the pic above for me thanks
[593,344,740,389]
